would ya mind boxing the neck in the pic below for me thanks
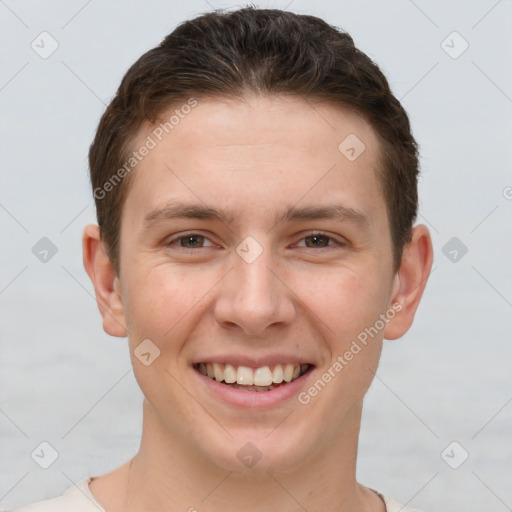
[91,399,384,512]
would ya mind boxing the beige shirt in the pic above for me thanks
[6,478,423,511]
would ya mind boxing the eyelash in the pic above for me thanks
[166,231,346,252]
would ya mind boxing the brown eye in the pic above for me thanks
[167,233,215,250]
[294,231,346,250]
[303,234,331,248]
[179,234,205,248]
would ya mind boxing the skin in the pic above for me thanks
[83,94,433,512]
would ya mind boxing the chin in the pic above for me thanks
[200,426,312,475]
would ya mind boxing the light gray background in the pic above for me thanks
[1,0,511,510]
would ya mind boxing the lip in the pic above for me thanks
[193,364,315,409]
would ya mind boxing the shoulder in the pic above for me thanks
[372,488,424,512]
[384,496,424,512]
[4,478,105,512]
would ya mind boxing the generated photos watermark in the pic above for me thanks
[93,97,198,200]
[297,302,403,405]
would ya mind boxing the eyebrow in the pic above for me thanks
[142,201,370,229]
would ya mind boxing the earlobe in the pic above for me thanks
[82,224,127,338]
[383,224,433,340]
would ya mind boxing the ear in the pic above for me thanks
[383,224,433,340]
[82,224,127,337]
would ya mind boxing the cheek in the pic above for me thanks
[297,267,388,425]
[123,264,214,413]
[297,265,387,342]
[123,263,217,348]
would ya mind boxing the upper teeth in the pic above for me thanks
[198,363,308,386]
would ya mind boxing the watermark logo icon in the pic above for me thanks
[134,339,161,366]
[32,237,58,263]
[338,134,366,161]
[441,441,469,469]
[236,236,263,264]
[441,31,469,59]
[442,237,468,263]
[237,442,262,468]
[31,31,59,59]
[31,441,59,469]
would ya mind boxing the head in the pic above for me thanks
[84,7,432,476]
[89,7,419,277]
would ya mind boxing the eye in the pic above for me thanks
[167,233,215,250]
[295,232,345,249]
[165,231,345,252]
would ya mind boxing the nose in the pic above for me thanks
[213,245,296,336]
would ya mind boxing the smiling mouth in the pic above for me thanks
[194,362,313,391]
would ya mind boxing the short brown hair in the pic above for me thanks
[89,7,419,275]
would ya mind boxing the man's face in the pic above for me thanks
[116,95,399,472]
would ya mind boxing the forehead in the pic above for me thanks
[123,95,386,230]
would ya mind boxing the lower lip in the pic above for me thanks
[193,367,314,408]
